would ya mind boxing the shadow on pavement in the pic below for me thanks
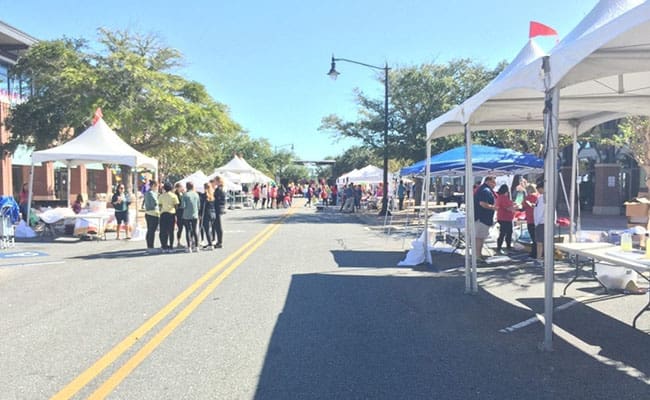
[331,249,466,272]
[254,273,650,399]
[519,296,650,377]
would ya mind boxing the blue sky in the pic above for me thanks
[1,0,597,160]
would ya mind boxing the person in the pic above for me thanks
[18,183,29,222]
[199,182,217,249]
[252,183,260,209]
[511,176,527,207]
[72,194,84,214]
[533,181,546,266]
[158,182,179,253]
[174,183,185,248]
[473,176,497,259]
[341,183,355,213]
[305,184,313,207]
[319,184,328,207]
[261,184,268,209]
[143,180,160,251]
[442,183,452,204]
[181,181,200,252]
[522,184,539,259]
[111,184,131,240]
[495,184,516,254]
[269,184,277,209]
[354,184,362,212]
[213,176,226,248]
[397,180,406,210]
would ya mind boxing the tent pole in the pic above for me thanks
[424,139,432,265]
[542,84,559,352]
[133,169,138,234]
[570,126,579,242]
[26,163,35,224]
[67,166,71,207]
[464,123,477,293]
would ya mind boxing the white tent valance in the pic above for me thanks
[31,118,157,169]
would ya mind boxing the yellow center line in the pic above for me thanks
[87,212,291,399]
[51,211,291,400]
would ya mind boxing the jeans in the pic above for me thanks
[183,218,198,249]
[145,214,159,249]
[159,212,175,249]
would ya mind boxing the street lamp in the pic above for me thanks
[328,55,391,215]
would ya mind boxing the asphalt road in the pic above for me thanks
[0,204,648,399]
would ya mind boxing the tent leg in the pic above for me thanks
[542,85,560,352]
[26,164,35,224]
[464,124,477,294]
[570,126,579,242]
[424,139,432,265]
[66,166,71,208]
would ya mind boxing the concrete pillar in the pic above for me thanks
[0,102,11,196]
[69,165,88,202]
[33,162,56,200]
[593,163,621,215]
[93,165,113,201]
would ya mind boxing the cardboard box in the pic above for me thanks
[627,216,649,224]
[625,202,649,217]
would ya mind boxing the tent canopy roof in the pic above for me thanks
[401,145,543,177]
[31,118,157,169]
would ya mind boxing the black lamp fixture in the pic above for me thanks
[327,54,391,215]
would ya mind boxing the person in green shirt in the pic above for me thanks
[143,180,160,251]
[181,181,200,252]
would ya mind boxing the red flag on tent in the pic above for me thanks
[529,21,558,38]
[92,107,103,125]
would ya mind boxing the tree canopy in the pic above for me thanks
[319,59,505,166]
[4,29,250,178]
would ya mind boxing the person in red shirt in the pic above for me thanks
[251,184,261,209]
[495,184,516,254]
[522,184,539,259]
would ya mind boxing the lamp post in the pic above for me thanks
[328,55,391,216]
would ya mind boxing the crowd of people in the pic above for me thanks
[128,176,226,254]
[473,175,545,265]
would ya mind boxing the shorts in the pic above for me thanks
[475,221,491,239]
[535,224,545,243]
[115,210,129,224]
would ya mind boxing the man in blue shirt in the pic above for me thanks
[474,175,497,258]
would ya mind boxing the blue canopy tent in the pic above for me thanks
[400,144,543,177]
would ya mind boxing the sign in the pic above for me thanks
[0,251,48,259]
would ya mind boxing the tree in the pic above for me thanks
[611,117,650,179]
[4,38,97,152]
[330,146,381,178]
[4,29,244,178]
[320,59,504,162]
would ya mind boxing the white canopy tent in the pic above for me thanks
[175,170,210,193]
[424,0,650,350]
[336,168,360,186]
[27,118,158,224]
[348,165,393,184]
[210,155,273,185]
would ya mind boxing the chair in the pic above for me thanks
[0,204,16,249]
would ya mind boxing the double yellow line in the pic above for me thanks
[52,210,293,400]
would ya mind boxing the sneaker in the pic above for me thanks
[185,248,192,253]
[215,243,223,248]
